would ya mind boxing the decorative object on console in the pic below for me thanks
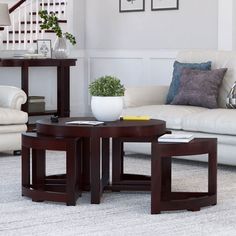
[0,3,11,27]
[0,3,11,48]
[171,68,228,109]
[226,81,236,108]
[119,0,145,13]
[151,0,179,11]
[89,76,125,121]
[39,10,76,59]
[28,96,45,113]
[37,39,52,58]
[166,61,212,104]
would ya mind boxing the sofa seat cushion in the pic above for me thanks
[122,105,208,130]
[0,124,27,134]
[0,108,28,125]
[182,109,236,135]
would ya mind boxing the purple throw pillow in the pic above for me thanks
[171,68,228,109]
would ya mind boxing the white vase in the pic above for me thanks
[53,36,68,59]
[91,96,124,121]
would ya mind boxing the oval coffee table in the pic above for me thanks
[36,117,167,204]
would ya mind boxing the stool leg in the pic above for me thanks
[208,145,217,204]
[112,138,123,185]
[102,138,110,187]
[81,137,90,191]
[22,146,30,196]
[161,157,172,200]
[66,141,77,206]
[76,140,82,196]
[151,143,162,214]
[90,136,101,204]
[32,149,45,202]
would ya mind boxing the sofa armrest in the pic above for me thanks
[124,85,169,108]
[0,86,27,110]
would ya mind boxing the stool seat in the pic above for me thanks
[21,132,82,206]
[151,138,217,214]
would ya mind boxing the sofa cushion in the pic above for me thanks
[0,124,27,134]
[0,108,28,125]
[171,68,227,108]
[166,60,211,104]
[122,105,208,130]
[182,109,236,135]
[176,50,236,108]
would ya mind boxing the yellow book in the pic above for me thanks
[120,115,151,121]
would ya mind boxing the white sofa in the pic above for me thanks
[0,86,28,153]
[123,50,236,166]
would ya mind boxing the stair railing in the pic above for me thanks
[2,0,68,50]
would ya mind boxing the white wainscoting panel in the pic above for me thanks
[83,50,178,114]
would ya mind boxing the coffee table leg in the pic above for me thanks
[151,143,162,214]
[81,138,90,191]
[90,136,101,204]
[208,144,217,203]
[112,138,123,184]
[161,157,171,200]
[66,141,77,206]
[22,146,30,196]
[32,149,45,202]
[102,138,110,187]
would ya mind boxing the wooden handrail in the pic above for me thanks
[9,0,26,14]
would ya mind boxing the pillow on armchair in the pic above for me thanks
[166,61,212,104]
[171,68,228,109]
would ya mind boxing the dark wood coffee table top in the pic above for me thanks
[36,117,166,138]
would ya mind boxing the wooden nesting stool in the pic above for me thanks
[151,138,217,214]
[21,132,82,206]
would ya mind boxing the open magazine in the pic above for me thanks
[65,121,104,126]
[158,134,194,143]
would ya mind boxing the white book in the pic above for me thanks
[65,120,104,126]
[158,134,194,143]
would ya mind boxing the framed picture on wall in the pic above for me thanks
[37,39,52,58]
[151,0,179,11]
[119,0,145,13]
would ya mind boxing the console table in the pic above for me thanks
[0,58,77,117]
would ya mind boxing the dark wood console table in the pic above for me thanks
[0,58,77,117]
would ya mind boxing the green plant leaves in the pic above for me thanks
[89,76,125,96]
[38,10,76,45]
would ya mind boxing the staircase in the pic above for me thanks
[0,0,68,52]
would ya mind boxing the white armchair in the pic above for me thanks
[0,86,28,154]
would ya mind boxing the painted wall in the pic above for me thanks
[0,0,225,116]
[85,0,218,50]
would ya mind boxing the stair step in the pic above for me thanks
[20,20,67,25]
[30,11,64,15]
[9,30,55,34]
[3,40,37,44]
[40,2,65,6]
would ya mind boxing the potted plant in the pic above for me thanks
[38,10,76,58]
[89,76,125,121]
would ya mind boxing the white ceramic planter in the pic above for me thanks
[91,96,124,121]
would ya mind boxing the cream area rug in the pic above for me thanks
[0,151,236,236]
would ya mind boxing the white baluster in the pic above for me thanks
[41,0,45,39]
[58,0,62,19]
[41,0,45,10]
[30,0,33,45]
[53,0,56,13]
[18,8,21,49]
[64,0,67,19]
[47,0,50,14]
[36,0,39,40]
[24,4,27,49]
[6,26,9,50]
[12,13,15,50]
